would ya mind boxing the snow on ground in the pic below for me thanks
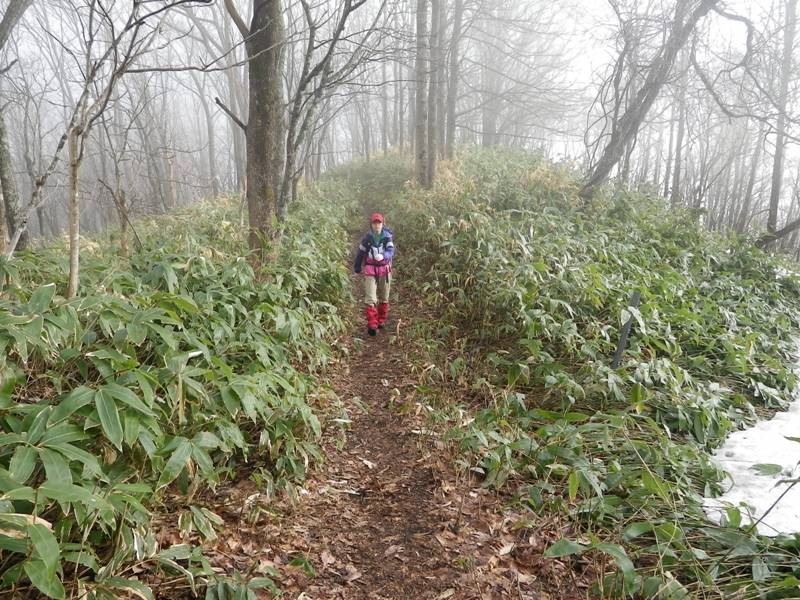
[703,365,800,536]
[776,266,800,280]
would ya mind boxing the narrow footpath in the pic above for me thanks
[229,270,593,599]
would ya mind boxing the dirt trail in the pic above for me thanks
[269,278,469,598]
[241,273,591,599]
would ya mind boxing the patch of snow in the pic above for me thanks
[776,266,800,280]
[703,363,800,536]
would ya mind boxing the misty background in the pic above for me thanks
[1,0,798,255]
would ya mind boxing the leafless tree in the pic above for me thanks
[581,0,720,200]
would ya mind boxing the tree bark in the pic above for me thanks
[670,75,687,208]
[427,0,441,184]
[435,0,447,157]
[444,0,463,160]
[67,128,80,299]
[0,109,27,250]
[663,101,676,197]
[163,151,178,210]
[244,0,285,256]
[194,74,220,198]
[395,58,404,152]
[0,174,6,254]
[415,0,430,187]
[737,125,763,233]
[767,0,797,236]
[382,60,389,155]
[0,0,33,49]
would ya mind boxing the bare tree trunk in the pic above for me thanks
[767,0,797,235]
[444,0,463,160]
[0,0,33,47]
[653,121,664,186]
[222,15,248,192]
[408,63,415,157]
[415,0,430,187]
[395,58,403,152]
[426,0,441,184]
[670,77,687,208]
[118,189,129,259]
[0,4,33,226]
[663,101,676,197]
[619,138,635,186]
[199,91,219,198]
[362,97,372,160]
[480,7,501,148]
[0,175,6,254]
[435,0,446,157]
[382,60,389,155]
[0,110,27,250]
[580,0,719,200]
[243,0,285,256]
[637,127,651,185]
[67,128,80,299]
[739,127,764,233]
[163,151,178,210]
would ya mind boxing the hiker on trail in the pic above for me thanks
[353,213,394,336]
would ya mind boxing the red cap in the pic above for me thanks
[370,212,384,223]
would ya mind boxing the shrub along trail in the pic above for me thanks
[240,269,592,599]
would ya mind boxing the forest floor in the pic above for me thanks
[200,267,595,599]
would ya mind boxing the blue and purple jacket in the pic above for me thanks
[353,228,394,277]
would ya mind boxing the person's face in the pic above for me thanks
[371,221,383,235]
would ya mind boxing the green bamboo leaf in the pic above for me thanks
[158,543,192,560]
[594,542,635,580]
[101,577,155,600]
[38,482,106,509]
[568,470,579,501]
[0,533,27,553]
[25,284,56,314]
[157,438,192,489]
[95,389,123,449]
[23,559,65,599]
[752,556,770,582]
[123,413,141,446]
[9,445,37,484]
[134,371,156,405]
[104,383,155,416]
[38,448,72,485]
[248,577,279,593]
[49,387,95,424]
[622,522,653,541]
[4,486,35,501]
[544,539,587,557]
[26,407,51,445]
[126,323,148,345]
[27,524,60,574]
[44,442,101,475]
[751,463,783,476]
[642,470,670,502]
[189,506,216,540]
[40,423,87,446]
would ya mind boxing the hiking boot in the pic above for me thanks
[368,327,377,336]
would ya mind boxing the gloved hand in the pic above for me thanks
[374,253,384,262]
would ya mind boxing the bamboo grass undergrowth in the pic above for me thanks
[0,178,358,599]
[377,146,800,599]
